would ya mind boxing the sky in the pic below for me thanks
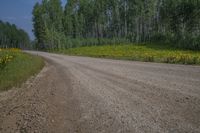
[0,0,67,40]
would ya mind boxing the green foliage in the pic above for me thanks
[58,44,200,65]
[32,0,64,50]
[159,0,200,50]
[33,0,200,50]
[61,38,130,48]
[0,21,30,48]
[0,52,14,69]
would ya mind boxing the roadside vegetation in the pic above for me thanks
[32,0,199,65]
[59,44,200,65]
[0,21,30,49]
[0,48,44,91]
[33,0,199,51]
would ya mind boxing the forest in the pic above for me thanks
[33,0,200,50]
[0,21,30,48]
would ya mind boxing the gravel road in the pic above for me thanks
[0,51,200,133]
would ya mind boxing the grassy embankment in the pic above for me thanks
[58,43,200,65]
[0,48,44,91]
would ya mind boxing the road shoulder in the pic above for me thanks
[0,60,81,133]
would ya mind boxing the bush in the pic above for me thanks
[178,34,200,50]
[150,33,167,42]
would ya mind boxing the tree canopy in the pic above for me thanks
[32,0,200,50]
[0,20,30,48]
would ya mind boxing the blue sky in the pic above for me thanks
[0,0,67,40]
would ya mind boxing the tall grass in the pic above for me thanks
[0,49,44,91]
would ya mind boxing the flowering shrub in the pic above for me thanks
[0,55,13,68]
[0,48,21,69]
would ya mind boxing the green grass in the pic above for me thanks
[58,43,200,65]
[0,51,44,91]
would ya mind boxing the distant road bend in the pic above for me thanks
[1,51,200,133]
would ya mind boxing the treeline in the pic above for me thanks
[33,0,200,50]
[0,20,30,48]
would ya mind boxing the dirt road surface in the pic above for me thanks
[0,51,200,133]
